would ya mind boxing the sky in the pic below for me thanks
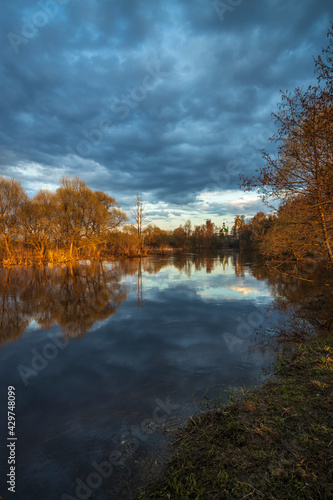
[1,0,333,230]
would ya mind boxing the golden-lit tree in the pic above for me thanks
[55,176,112,258]
[239,211,276,250]
[143,224,169,248]
[20,189,57,258]
[241,25,333,265]
[0,176,28,255]
[241,89,333,264]
[94,191,127,231]
[260,199,318,262]
[231,215,245,238]
[172,225,187,248]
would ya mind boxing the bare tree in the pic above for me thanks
[129,194,150,239]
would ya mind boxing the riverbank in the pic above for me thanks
[137,331,333,499]
[0,246,175,267]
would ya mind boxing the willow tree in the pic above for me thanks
[0,176,28,255]
[94,191,127,231]
[20,189,57,258]
[241,25,333,265]
[55,176,109,258]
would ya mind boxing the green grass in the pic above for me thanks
[137,335,333,499]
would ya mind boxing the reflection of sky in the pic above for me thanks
[25,319,40,332]
[0,254,281,500]
[198,284,270,301]
[124,256,272,304]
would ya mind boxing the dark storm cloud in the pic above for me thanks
[1,0,333,221]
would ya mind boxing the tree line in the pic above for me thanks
[0,175,239,264]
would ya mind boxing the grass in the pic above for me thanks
[137,334,333,499]
[0,246,174,267]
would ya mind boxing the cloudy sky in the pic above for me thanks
[1,0,333,229]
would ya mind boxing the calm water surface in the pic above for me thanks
[0,253,284,499]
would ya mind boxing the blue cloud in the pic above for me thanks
[1,0,332,226]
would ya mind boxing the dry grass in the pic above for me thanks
[0,245,173,267]
[137,335,333,499]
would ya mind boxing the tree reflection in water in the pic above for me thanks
[251,262,333,350]
[3,253,332,498]
[2,253,329,350]
[0,267,30,345]
[0,263,129,345]
[0,253,251,346]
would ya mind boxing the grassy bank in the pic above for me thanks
[0,246,174,267]
[138,333,333,499]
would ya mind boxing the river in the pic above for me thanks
[0,252,293,499]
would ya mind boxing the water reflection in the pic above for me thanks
[0,253,256,346]
[0,263,128,345]
[0,252,298,499]
[252,263,333,347]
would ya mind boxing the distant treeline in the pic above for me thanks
[1,170,332,268]
[0,175,240,265]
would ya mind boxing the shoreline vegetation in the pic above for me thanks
[0,174,255,268]
[0,175,245,268]
[0,164,331,270]
[137,329,333,500]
